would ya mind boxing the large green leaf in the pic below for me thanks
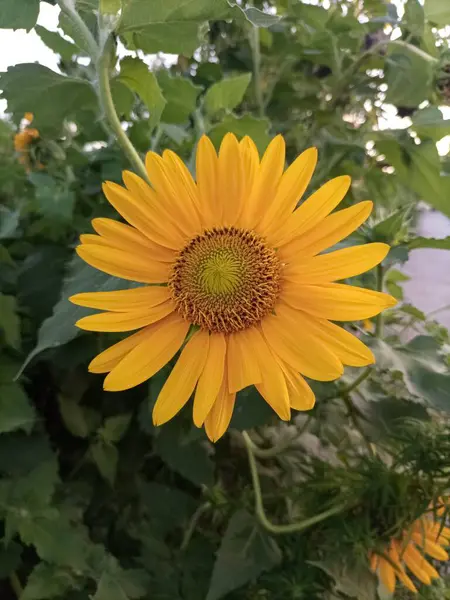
[29,173,76,222]
[208,115,271,153]
[411,107,450,141]
[0,64,96,131]
[158,72,202,124]
[90,441,118,486]
[119,57,166,129]
[408,236,450,250]
[204,73,252,117]
[0,293,20,349]
[385,43,433,107]
[22,564,77,600]
[229,3,281,27]
[373,336,450,413]
[18,255,139,376]
[403,0,424,36]
[408,141,450,216]
[424,0,450,26]
[0,0,39,31]
[0,382,35,434]
[206,510,281,600]
[35,26,78,61]
[310,557,377,600]
[154,419,214,486]
[119,0,229,54]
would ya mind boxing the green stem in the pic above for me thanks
[249,27,264,117]
[375,264,384,338]
[247,417,312,459]
[58,0,99,60]
[97,40,149,183]
[10,572,23,598]
[242,431,348,534]
[180,502,211,551]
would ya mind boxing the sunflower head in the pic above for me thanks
[70,133,396,442]
[370,498,450,594]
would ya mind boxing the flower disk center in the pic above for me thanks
[169,227,281,333]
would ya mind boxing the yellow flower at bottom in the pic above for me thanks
[370,502,450,594]
[70,134,396,441]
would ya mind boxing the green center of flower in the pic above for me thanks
[169,227,281,333]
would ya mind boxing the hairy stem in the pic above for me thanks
[242,431,348,534]
[249,27,264,117]
[97,40,149,182]
[58,0,99,60]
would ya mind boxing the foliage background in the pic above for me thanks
[1,0,450,598]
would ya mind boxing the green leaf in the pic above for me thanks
[408,236,450,250]
[22,564,77,600]
[385,43,433,107]
[58,1,97,55]
[0,64,96,132]
[29,173,76,222]
[0,207,19,240]
[385,268,409,300]
[408,141,450,216]
[424,0,450,26]
[0,0,39,31]
[58,396,99,438]
[19,255,139,376]
[119,57,166,129]
[94,567,149,600]
[91,441,118,485]
[228,3,281,27]
[230,387,274,431]
[0,382,35,434]
[403,0,424,36]
[206,510,281,600]
[35,26,77,61]
[412,107,450,141]
[373,336,450,413]
[204,73,252,117]
[111,80,135,118]
[0,294,20,349]
[100,0,122,15]
[154,419,214,486]
[208,115,271,153]
[99,414,132,443]
[158,72,202,124]
[119,0,229,54]
[309,557,377,600]
[139,482,196,537]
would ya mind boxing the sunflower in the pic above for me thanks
[14,113,39,170]
[70,134,396,441]
[369,502,450,593]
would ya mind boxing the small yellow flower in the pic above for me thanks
[370,501,450,593]
[70,134,396,441]
[24,112,34,123]
[14,113,39,171]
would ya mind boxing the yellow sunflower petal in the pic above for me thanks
[271,175,351,246]
[102,181,184,250]
[411,533,449,561]
[283,282,397,321]
[402,547,433,584]
[260,147,317,233]
[278,201,373,260]
[242,135,285,229]
[121,171,186,248]
[284,309,375,367]
[193,333,227,427]
[70,286,170,312]
[378,557,396,593]
[88,326,154,373]
[239,136,259,200]
[103,314,189,391]
[249,327,290,420]
[279,361,315,410]
[162,149,199,210]
[90,217,175,263]
[145,151,201,237]
[75,302,174,332]
[228,329,262,393]
[196,135,218,228]
[219,133,244,226]
[204,376,236,442]
[284,243,390,283]
[153,330,210,426]
[261,310,344,381]
[369,553,378,572]
[390,542,418,593]
[76,244,169,284]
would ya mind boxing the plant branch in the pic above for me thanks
[10,572,23,598]
[58,0,99,60]
[97,39,149,183]
[246,417,312,459]
[242,431,348,534]
[180,502,211,551]
[249,26,264,117]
